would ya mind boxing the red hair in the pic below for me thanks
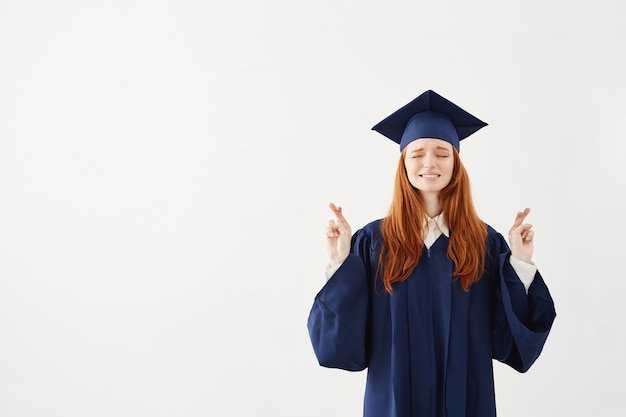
[379,147,487,293]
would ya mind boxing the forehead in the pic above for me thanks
[405,138,453,151]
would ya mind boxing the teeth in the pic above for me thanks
[421,174,439,178]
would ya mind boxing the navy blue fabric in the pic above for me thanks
[307,220,556,417]
[371,90,488,151]
[401,111,460,151]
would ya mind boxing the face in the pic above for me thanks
[403,138,455,196]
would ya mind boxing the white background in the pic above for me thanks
[1,1,624,416]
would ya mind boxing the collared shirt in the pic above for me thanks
[424,213,449,248]
[326,213,537,293]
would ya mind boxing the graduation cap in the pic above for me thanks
[371,90,487,151]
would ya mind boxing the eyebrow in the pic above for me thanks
[409,146,451,153]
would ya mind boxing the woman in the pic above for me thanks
[307,90,556,417]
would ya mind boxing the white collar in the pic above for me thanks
[425,212,450,237]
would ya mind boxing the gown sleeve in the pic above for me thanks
[490,231,556,372]
[307,228,372,371]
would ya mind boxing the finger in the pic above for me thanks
[519,224,534,238]
[326,224,340,238]
[328,215,349,230]
[512,207,531,228]
[518,223,533,238]
[329,202,341,216]
[521,223,533,232]
[514,208,530,225]
[524,229,535,242]
[329,202,348,223]
[328,219,342,230]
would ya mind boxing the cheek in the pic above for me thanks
[445,159,455,174]
[404,157,419,170]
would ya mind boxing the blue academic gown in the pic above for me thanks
[307,219,556,417]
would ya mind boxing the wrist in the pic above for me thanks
[329,254,348,268]
[510,254,533,265]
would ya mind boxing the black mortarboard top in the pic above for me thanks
[371,90,488,151]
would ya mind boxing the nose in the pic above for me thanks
[423,153,436,167]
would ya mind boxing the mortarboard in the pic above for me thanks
[371,90,488,151]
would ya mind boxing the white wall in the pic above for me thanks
[0,1,624,416]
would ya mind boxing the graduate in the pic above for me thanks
[307,90,556,417]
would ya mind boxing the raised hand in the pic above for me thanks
[508,207,534,264]
[326,202,352,268]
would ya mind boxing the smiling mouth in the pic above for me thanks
[420,174,440,178]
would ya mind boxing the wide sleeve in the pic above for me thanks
[490,231,556,373]
[306,229,373,371]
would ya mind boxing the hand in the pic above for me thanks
[326,202,352,268]
[508,208,534,264]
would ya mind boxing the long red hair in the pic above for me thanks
[379,147,487,293]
